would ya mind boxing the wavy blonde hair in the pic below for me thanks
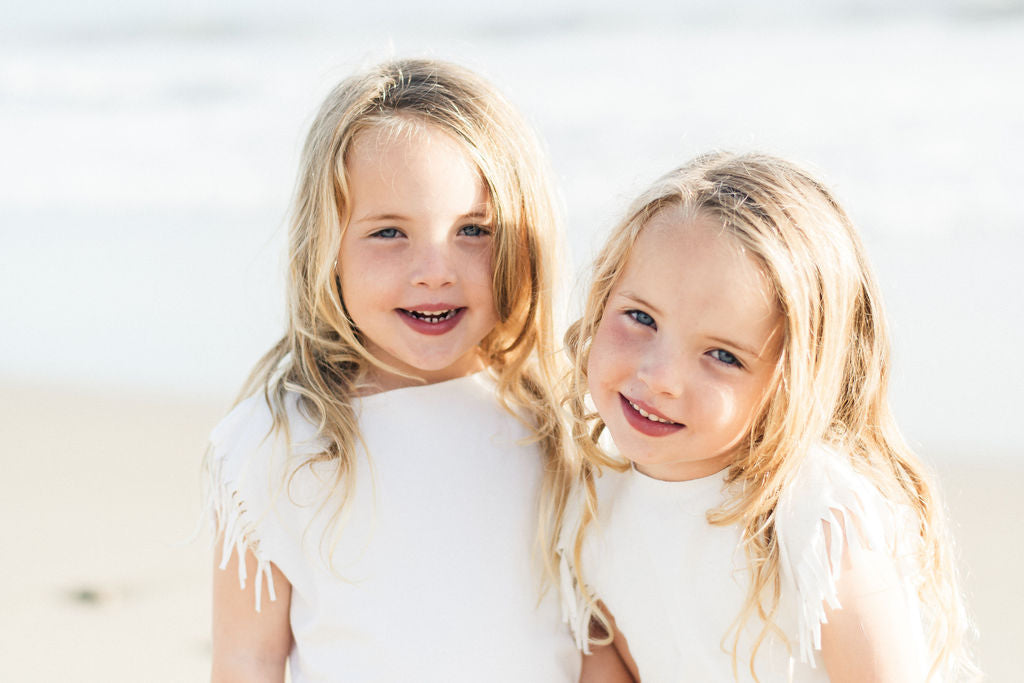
[564,152,977,680]
[236,58,571,575]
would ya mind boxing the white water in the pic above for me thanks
[2,3,1022,460]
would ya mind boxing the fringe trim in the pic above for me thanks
[209,452,276,612]
[557,547,594,654]
[775,447,897,666]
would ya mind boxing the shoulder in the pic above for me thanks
[206,389,331,607]
[207,388,332,525]
[558,465,632,552]
[559,466,632,544]
[775,444,916,665]
[209,390,327,468]
[775,445,906,559]
[592,465,634,517]
[555,465,633,654]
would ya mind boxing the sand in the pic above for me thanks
[2,380,1017,681]
[2,381,216,681]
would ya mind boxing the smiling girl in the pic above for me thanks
[559,153,977,681]
[206,59,578,682]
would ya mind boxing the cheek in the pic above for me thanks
[739,374,777,430]
[337,236,361,284]
[338,244,388,315]
[462,247,495,301]
[587,317,633,389]
[705,378,767,435]
[703,382,740,427]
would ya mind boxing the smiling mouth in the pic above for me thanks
[626,397,679,425]
[400,308,462,324]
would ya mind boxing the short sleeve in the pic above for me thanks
[774,445,914,666]
[206,391,328,611]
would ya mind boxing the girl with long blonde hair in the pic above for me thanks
[207,58,578,682]
[560,152,977,681]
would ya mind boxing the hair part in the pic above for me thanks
[563,151,977,679]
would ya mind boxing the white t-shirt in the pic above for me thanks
[559,446,927,682]
[209,372,579,683]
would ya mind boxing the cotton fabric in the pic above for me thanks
[559,446,927,682]
[210,372,579,682]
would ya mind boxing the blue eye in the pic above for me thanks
[628,310,656,328]
[709,349,742,368]
[371,228,400,239]
[458,224,490,237]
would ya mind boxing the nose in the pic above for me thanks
[410,238,457,289]
[635,340,687,398]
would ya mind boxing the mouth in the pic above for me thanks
[619,393,685,437]
[400,308,462,324]
[397,306,467,336]
[625,397,678,424]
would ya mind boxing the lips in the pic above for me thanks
[397,306,466,336]
[619,393,685,437]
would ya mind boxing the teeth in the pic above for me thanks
[629,399,676,424]
[407,309,457,324]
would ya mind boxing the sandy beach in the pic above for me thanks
[3,3,1022,680]
[1,379,1018,681]
[1,382,217,681]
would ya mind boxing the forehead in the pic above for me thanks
[625,207,752,274]
[617,207,778,324]
[347,119,473,172]
[344,119,489,211]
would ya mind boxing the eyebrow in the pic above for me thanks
[707,335,765,361]
[353,207,493,224]
[619,291,664,317]
[354,212,408,223]
[461,208,492,220]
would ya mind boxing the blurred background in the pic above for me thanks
[2,0,1021,679]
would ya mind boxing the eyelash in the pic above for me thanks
[458,224,491,237]
[709,349,743,369]
[369,225,491,239]
[627,309,656,329]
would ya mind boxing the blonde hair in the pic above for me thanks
[238,58,571,574]
[564,152,977,679]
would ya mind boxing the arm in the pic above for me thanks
[819,523,927,682]
[211,541,293,683]
[579,602,640,683]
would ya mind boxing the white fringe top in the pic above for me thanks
[208,372,579,683]
[558,445,927,682]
